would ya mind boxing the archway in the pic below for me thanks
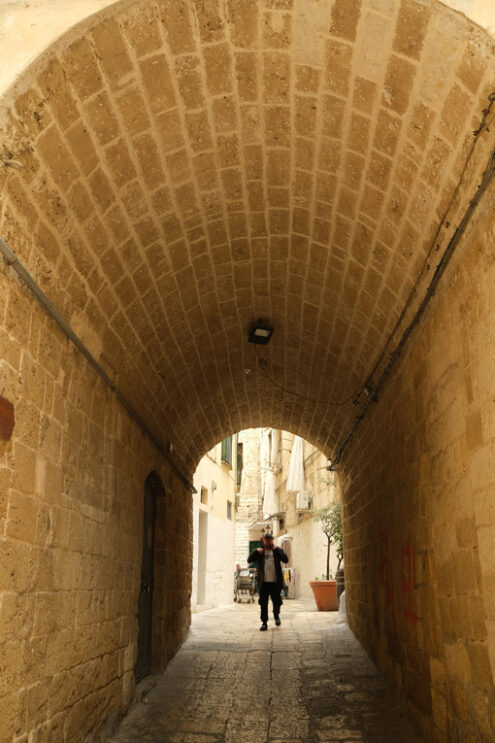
[1,1,495,740]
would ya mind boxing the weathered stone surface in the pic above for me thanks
[110,601,422,743]
[0,0,495,741]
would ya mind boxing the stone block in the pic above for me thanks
[6,490,38,542]
[467,641,492,689]
[367,151,392,192]
[213,97,237,133]
[0,538,33,593]
[353,77,377,115]
[63,38,102,100]
[264,105,290,147]
[217,134,240,168]
[266,149,290,187]
[444,642,471,684]
[226,0,258,48]
[14,88,53,138]
[295,95,318,138]
[12,443,37,495]
[37,58,79,132]
[166,149,192,185]
[465,410,483,451]
[186,110,213,153]
[115,87,150,136]
[91,18,134,89]
[394,0,430,60]
[382,54,416,114]
[457,42,486,95]
[236,52,258,101]
[158,0,196,55]
[139,55,176,113]
[263,10,292,49]
[194,0,224,43]
[64,120,99,177]
[122,5,162,56]
[6,179,38,234]
[203,43,232,95]
[84,92,120,146]
[175,56,205,109]
[325,40,353,97]
[263,52,290,103]
[330,0,362,42]
[156,109,186,154]
[0,691,25,743]
[440,84,472,146]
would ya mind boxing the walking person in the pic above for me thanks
[248,533,288,631]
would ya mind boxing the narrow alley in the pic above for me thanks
[2,1,495,740]
[110,600,422,743]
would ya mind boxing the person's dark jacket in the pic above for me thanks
[248,546,288,592]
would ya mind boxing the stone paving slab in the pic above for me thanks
[108,600,423,743]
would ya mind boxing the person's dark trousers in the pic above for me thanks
[259,581,281,623]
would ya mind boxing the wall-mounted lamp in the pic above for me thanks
[248,322,274,345]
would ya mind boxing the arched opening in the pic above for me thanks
[192,428,341,612]
[1,1,495,740]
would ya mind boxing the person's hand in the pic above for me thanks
[257,547,263,553]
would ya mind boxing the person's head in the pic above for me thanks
[263,533,274,550]
[236,563,241,572]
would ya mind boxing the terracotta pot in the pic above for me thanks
[309,580,339,611]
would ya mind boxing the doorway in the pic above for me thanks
[135,475,156,681]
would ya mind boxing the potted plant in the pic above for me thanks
[309,502,343,611]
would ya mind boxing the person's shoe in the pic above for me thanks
[275,617,281,626]
[260,622,268,631]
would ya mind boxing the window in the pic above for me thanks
[221,436,233,467]
[236,441,243,487]
[200,487,208,505]
[227,500,232,520]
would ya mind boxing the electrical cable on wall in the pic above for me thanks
[254,345,363,408]
[329,127,495,469]
[361,91,495,396]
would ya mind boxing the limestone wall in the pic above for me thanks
[342,177,495,741]
[275,433,339,599]
[1,0,495,739]
[0,261,192,743]
[234,429,262,565]
[192,440,237,609]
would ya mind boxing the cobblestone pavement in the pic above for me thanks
[109,599,423,743]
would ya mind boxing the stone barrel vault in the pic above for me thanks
[0,0,495,741]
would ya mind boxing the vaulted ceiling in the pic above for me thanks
[1,0,494,472]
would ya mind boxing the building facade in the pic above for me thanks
[267,430,341,599]
[191,435,238,610]
[235,428,340,599]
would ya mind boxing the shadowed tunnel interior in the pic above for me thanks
[1,0,495,741]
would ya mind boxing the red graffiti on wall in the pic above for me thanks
[377,532,418,624]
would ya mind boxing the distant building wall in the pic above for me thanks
[269,430,340,599]
[234,429,262,565]
[192,438,237,610]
